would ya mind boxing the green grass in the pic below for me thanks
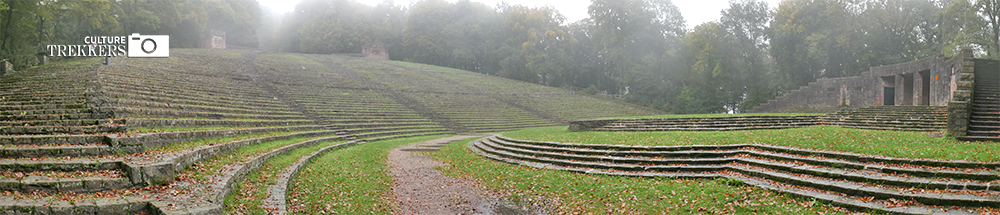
[287,135,446,214]
[259,54,322,65]
[186,134,341,182]
[225,138,348,214]
[504,126,1000,162]
[176,48,245,58]
[425,137,845,214]
[24,57,102,70]
[607,112,826,119]
[149,130,321,153]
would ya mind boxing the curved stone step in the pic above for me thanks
[470,135,1000,212]
[0,144,126,158]
[488,136,999,181]
[0,124,125,135]
[0,171,132,193]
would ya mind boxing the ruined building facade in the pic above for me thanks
[750,52,969,113]
[748,50,1000,140]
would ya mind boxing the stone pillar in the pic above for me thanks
[946,50,975,137]
[0,59,11,75]
[893,74,906,106]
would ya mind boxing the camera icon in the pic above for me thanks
[128,33,169,58]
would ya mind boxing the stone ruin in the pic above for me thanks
[361,43,389,60]
[0,59,11,75]
[198,30,226,49]
[748,50,972,113]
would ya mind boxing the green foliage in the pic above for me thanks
[281,0,400,54]
[427,137,845,214]
[0,0,260,70]
[505,126,1000,162]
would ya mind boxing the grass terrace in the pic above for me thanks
[408,92,557,132]
[499,94,663,121]
[504,126,1000,162]
[255,54,364,88]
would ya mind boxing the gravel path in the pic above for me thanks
[388,135,497,215]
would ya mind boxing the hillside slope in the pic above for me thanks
[0,48,659,213]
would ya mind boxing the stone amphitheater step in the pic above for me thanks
[970,121,1000,127]
[0,124,125,135]
[0,113,95,121]
[0,108,93,116]
[122,107,306,120]
[0,119,122,127]
[105,91,291,111]
[0,157,131,193]
[103,86,287,108]
[0,103,86,111]
[123,118,316,128]
[352,128,453,139]
[471,135,1000,213]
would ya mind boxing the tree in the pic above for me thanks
[499,5,576,86]
[770,0,856,90]
[938,0,988,56]
[589,0,686,110]
[676,22,739,113]
[720,0,775,112]
[400,0,454,66]
[978,0,1000,57]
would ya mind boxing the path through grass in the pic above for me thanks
[287,135,446,214]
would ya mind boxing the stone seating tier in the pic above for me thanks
[470,135,1000,214]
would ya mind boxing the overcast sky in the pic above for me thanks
[258,0,785,28]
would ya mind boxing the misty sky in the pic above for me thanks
[258,0,785,28]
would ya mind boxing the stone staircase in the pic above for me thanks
[471,135,1000,214]
[0,65,134,194]
[960,61,1000,141]
[821,106,947,132]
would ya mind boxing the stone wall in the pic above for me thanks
[749,52,966,113]
[944,51,976,137]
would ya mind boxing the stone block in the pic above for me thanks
[960,72,975,80]
[0,59,11,75]
[141,162,175,185]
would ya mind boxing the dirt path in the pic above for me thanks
[387,135,498,215]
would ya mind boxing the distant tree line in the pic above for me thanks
[3,0,1000,113]
[0,0,260,69]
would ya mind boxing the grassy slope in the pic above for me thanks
[426,137,845,214]
[505,126,1000,162]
